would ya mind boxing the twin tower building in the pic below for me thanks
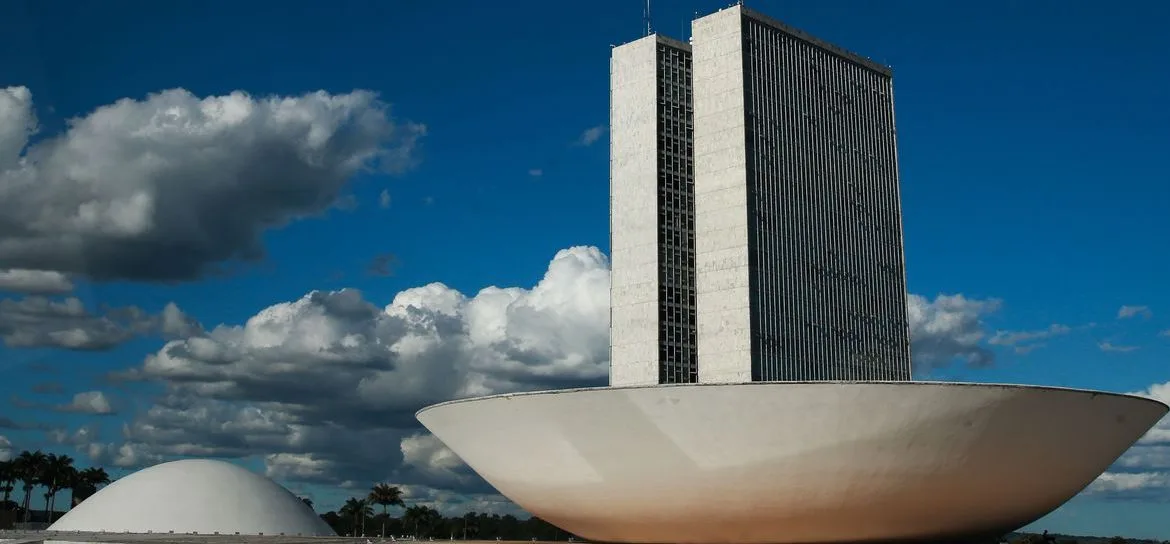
[609,5,913,386]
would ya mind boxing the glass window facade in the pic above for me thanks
[740,13,912,381]
[655,41,698,384]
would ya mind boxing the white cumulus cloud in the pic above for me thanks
[87,247,608,491]
[0,269,74,295]
[1099,341,1139,353]
[0,85,424,282]
[576,125,605,146]
[58,391,116,415]
[907,293,1001,370]
[1118,305,1153,319]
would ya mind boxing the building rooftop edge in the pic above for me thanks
[740,6,893,76]
[612,33,691,52]
[696,5,892,77]
[655,34,691,52]
[613,9,890,77]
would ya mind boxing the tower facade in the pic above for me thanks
[610,5,912,386]
[610,34,698,386]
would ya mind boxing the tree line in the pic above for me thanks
[314,483,576,541]
[1,450,112,525]
[1009,533,1167,544]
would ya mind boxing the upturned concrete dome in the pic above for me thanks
[418,381,1167,544]
[48,459,335,536]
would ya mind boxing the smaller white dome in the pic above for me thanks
[48,459,335,536]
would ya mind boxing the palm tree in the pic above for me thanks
[13,450,47,522]
[40,454,76,522]
[340,497,373,536]
[403,505,441,539]
[368,483,405,537]
[71,467,110,507]
[338,499,357,535]
[0,460,15,510]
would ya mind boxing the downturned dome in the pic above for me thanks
[48,459,336,536]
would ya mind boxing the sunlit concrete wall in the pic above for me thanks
[691,7,753,383]
[609,35,663,387]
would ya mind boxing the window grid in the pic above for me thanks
[655,42,698,385]
[741,15,912,382]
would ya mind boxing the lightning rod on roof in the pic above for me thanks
[644,0,652,37]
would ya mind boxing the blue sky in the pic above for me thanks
[1,0,1168,538]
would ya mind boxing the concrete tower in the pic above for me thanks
[609,33,697,386]
[691,5,912,383]
[610,5,912,386]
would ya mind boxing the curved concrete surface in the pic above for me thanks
[48,459,335,536]
[417,382,1166,544]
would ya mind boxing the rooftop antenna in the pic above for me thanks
[643,0,652,37]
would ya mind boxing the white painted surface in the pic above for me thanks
[47,459,335,536]
[417,382,1166,544]
[691,7,754,384]
[609,35,665,387]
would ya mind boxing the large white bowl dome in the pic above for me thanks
[48,459,335,536]
[417,381,1166,544]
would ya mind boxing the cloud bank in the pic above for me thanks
[0,296,200,350]
[0,85,424,283]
